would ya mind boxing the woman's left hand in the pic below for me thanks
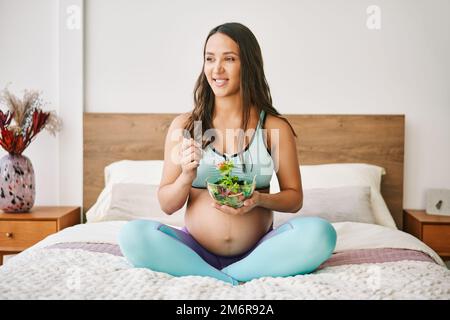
[211,191,261,215]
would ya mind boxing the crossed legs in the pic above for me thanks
[220,217,337,282]
[118,219,239,285]
[118,216,337,285]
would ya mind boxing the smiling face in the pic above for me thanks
[204,33,241,98]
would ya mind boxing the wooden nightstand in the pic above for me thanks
[0,206,81,265]
[403,209,450,260]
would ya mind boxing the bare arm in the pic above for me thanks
[157,114,202,214]
[258,117,303,213]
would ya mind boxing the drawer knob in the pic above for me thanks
[5,232,13,238]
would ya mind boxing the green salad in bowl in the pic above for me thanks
[206,160,256,209]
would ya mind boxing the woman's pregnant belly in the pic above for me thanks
[185,187,273,257]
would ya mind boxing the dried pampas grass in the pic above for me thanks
[0,85,62,136]
[0,85,62,154]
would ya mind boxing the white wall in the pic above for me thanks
[58,0,84,209]
[85,0,450,210]
[1,0,449,210]
[0,0,60,206]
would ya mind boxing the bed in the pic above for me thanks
[0,114,449,299]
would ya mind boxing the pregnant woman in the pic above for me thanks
[118,22,337,285]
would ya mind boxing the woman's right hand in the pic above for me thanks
[179,138,203,184]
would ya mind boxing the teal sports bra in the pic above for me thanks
[191,110,274,190]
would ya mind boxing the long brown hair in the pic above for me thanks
[184,22,297,166]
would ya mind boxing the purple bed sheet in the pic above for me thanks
[45,242,436,269]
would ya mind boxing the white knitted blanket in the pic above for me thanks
[0,248,449,299]
[0,221,449,299]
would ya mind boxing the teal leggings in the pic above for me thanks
[118,216,337,285]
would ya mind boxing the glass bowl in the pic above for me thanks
[206,175,257,209]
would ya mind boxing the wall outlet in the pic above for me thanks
[426,189,450,216]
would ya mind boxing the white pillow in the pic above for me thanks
[86,160,182,226]
[86,183,185,227]
[271,163,397,229]
[104,160,164,186]
[88,160,396,230]
[273,186,375,228]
